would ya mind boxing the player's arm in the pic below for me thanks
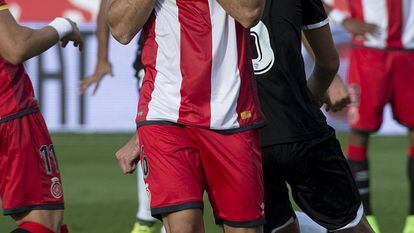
[80,0,113,95]
[216,0,265,28]
[304,25,339,102]
[323,1,378,37]
[106,0,155,45]
[302,33,350,112]
[0,8,83,65]
[115,133,140,174]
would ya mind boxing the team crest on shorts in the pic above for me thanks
[50,177,63,199]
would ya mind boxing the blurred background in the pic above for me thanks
[0,0,410,232]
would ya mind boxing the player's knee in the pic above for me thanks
[13,210,64,233]
[168,221,202,233]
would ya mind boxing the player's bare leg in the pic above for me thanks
[265,220,299,233]
[223,225,263,233]
[403,130,414,233]
[12,210,64,233]
[335,216,374,233]
[162,209,204,233]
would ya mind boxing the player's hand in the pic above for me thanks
[342,18,379,38]
[115,134,140,174]
[61,19,84,51]
[80,60,113,95]
[322,74,350,112]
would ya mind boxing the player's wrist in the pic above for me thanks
[48,18,73,40]
[329,9,349,25]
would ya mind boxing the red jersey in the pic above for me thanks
[0,1,39,122]
[348,0,414,49]
[137,0,264,131]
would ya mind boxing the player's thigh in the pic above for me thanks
[162,209,204,233]
[262,145,296,233]
[289,136,362,231]
[0,112,64,218]
[137,125,205,220]
[390,51,414,129]
[195,128,264,228]
[13,209,63,233]
[348,47,390,132]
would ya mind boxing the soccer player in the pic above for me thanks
[107,0,265,232]
[0,1,83,233]
[324,2,414,232]
[80,1,161,231]
[250,0,374,232]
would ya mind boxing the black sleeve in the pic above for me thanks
[301,0,329,30]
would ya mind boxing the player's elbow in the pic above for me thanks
[2,49,25,66]
[110,27,134,45]
[237,5,264,28]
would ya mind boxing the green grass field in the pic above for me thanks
[0,133,410,233]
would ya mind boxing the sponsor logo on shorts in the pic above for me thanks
[50,177,63,199]
[261,202,265,216]
[349,84,360,106]
[348,84,361,125]
[141,156,149,179]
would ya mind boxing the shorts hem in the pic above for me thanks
[3,203,65,216]
[151,201,203,220]
[215,217,266,227]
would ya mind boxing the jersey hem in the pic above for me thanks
[3,203,64,216]
[136,120,266,134]
[0,107,40,123]
[302,18,329,30]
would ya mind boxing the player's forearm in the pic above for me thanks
[2,26,59,65]
[304,25,339,100]
[106,0,155,45]
[97,0,110,62]
[216,0,265,28]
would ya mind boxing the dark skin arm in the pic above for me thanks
[303,25,339,102]
[302,32,350,112]
[0,9,83,65]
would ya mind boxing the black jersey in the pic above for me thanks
[253,0,332,146]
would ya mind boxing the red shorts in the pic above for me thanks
[138,125,264,227]
[347,47,414,132]
[0,112,64,216]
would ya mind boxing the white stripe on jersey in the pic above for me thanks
[146,0,182,123]
[402,0,414,48]
[209,0,240,129]
[361,0,388,48]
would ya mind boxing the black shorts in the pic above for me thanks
[262,132,362,232]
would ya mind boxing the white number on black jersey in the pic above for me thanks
[250,21,275,75]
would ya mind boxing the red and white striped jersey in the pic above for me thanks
[136,0,264,131]
[348,0,414,49]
